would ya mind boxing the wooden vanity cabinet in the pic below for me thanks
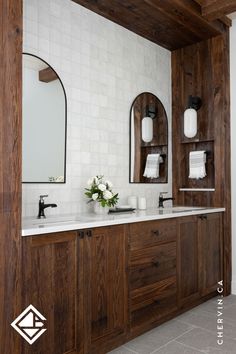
[21,212,223,354]
[177,213,223,307]
[21,225,128,354]
[177,216,199,306]
[80,225,128,354]
[21,231,78,354]
[198,213,223,296]
[128,219,178,334]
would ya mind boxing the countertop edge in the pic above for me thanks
[22,208,225,237]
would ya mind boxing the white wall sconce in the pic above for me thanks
[184,95,202,138]
[142,105,156,143]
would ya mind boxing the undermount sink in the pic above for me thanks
[28,216,80,227]
[157,206,206,213]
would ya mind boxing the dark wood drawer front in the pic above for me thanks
[129,242,176,290]
[129,219,177,251]
[130,276,177,328]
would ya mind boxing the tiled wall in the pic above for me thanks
[22,0,172,217]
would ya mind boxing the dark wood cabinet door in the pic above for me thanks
[177,216,199,306]
[21,232,77,354]
[199,213,223,296]
[82,225,128,354]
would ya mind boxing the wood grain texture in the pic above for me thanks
[198,213,223,296]
[177,216,199,306]
[72,0,228,51]
[130,92,168,183]
[129,243,177,291]
[130,277,177,330]
[21,232,77,354]
[0,0,22,353]
[129,219,177,251]
[128,219,178,334]
[172,31,231,295]
[39,67,58,83]
[202,0,236,21]
[82,225,128,354]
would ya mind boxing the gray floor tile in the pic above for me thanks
[152,340,206,354]
[176,308,236,340]
[109,296,236,354]
[108,347,138,354]
[124,320,193,354]
[221,295,236,306]
[190,295,236,315]
[219,303,236,324]
[176,327,236,353]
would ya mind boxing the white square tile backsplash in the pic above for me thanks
[22,0,172,218]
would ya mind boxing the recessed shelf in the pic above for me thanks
[179,188,215,192]
[141,143,168,148]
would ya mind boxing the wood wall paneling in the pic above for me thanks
[0,0,22,353]
[172,30,231,295]
[131,93,168,183]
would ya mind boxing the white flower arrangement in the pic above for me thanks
[85,175,119,208]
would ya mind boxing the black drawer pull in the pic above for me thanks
[199,215,207,220]
[86,230,92,237]
[152,260,160,268]
[154,299,160,305]
[152,230,160,236]
[78,231,85,239]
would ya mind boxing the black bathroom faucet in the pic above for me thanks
[158,192,174,208]
[38,195,57,218]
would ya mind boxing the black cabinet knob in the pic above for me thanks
[152,230,160,236]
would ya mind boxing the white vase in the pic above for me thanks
[94,202,109,215]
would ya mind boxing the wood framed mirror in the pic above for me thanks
[129,92,168,183]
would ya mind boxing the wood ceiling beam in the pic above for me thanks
[73,0,228,50]
[194,0,232,26]
[39,67,58,83]
[201,0,236,21]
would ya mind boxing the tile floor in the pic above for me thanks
[108,295,236,354]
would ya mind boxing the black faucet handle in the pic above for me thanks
[159,192,168,198]
[39,195,48,202]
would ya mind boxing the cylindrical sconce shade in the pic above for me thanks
[184,108,197,138]
[142,117,153,142]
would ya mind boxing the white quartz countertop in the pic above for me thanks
[22,206,225,237]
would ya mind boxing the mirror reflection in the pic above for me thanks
[130,92,168,183]
[22,53,67,183]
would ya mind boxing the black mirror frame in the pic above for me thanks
[22,52,67,184]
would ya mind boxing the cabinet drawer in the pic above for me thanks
[129,242,176,290]
[129,219,177,251]
[130,276,177,328]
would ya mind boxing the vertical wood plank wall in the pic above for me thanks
[0,0,22,352]
[172,30,231,295]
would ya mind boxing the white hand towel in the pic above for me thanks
[188,151,207,179]
[143,154,163,179]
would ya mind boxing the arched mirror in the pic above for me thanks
[22,53,67,183]
[130,92,168,183]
